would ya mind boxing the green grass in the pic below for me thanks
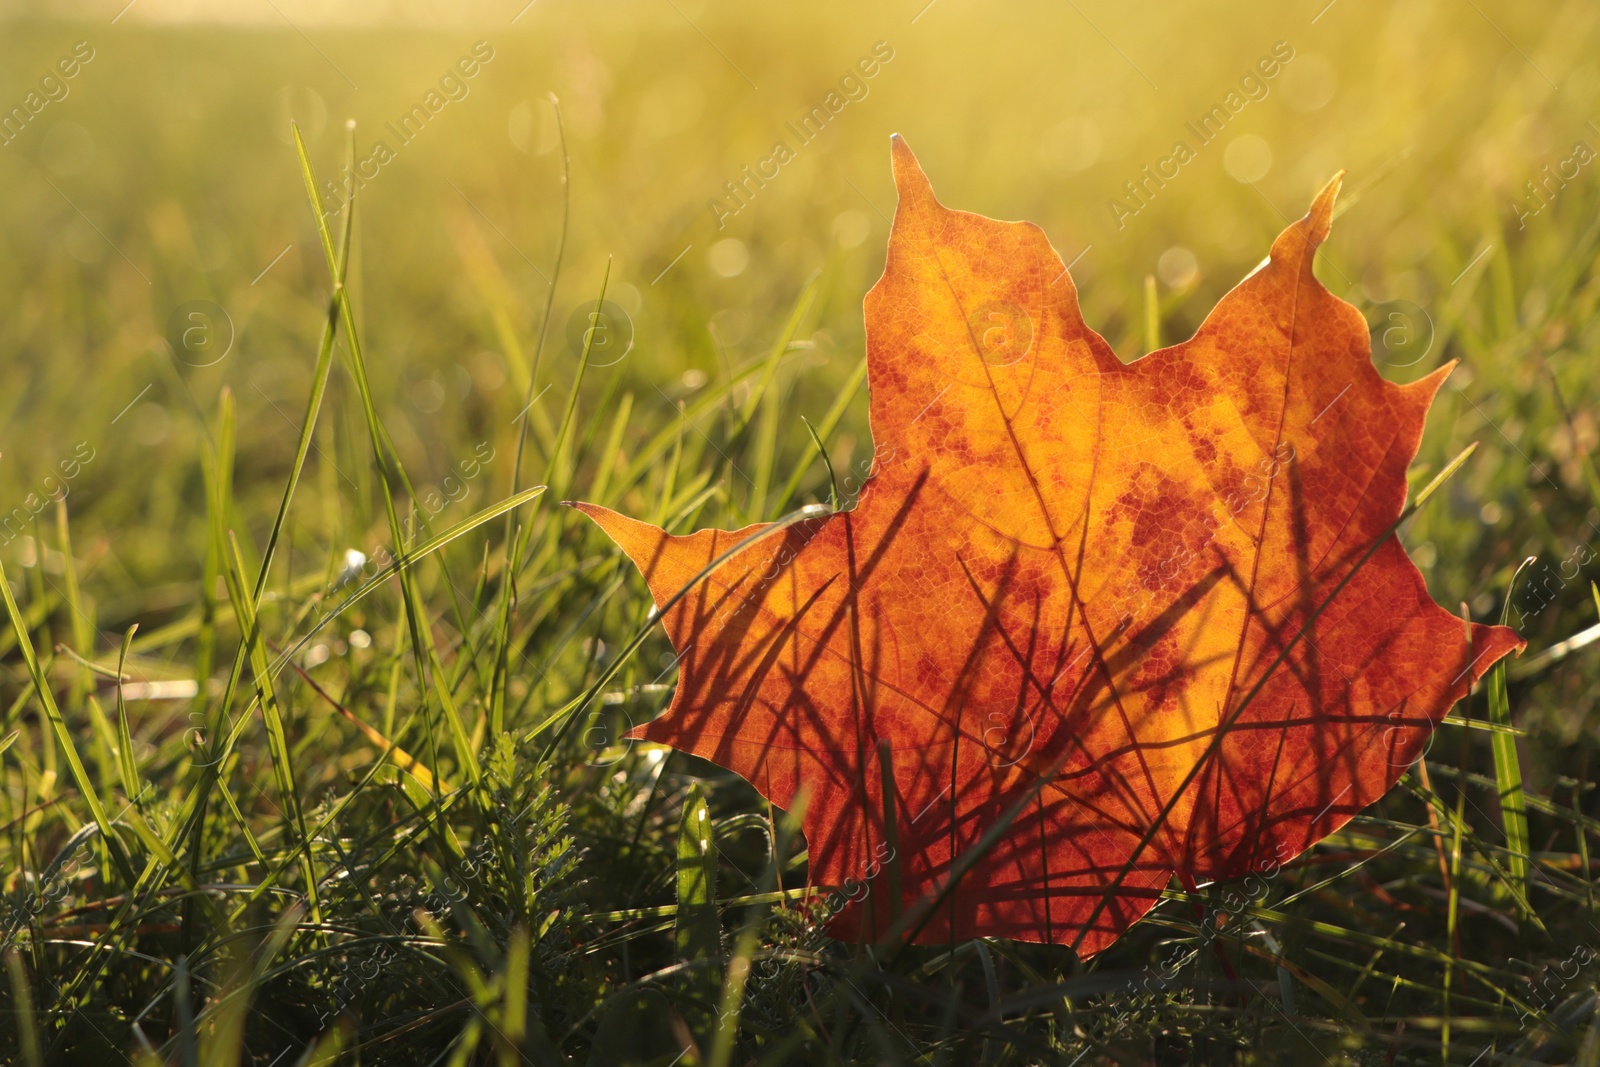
[3,1,1600,1063]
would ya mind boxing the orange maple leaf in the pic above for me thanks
[573,137,1523,954]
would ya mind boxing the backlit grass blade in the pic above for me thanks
[270,485,546,677]
[585,391,635,506]
[220,530,323,927]
[172,121,354,935]
[293,659,443,792]
[52,500,94,718]
[737,272,818,429]
[488,94,569,739]
[0,554,134,884]
[709,923,758,1067]
[615,348,812,502]
[1490,556,1534,915]
[771,356,867,515]
[800,416,839,512]
[194,904,303,1067]
[675,782,721,966]
[114,624,139,802]
[532,260,608,538]
[1143,273,1161,353]
[294,118,482,787]
[4,949,42,1067]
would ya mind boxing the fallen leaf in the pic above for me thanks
[574,136,1523,954]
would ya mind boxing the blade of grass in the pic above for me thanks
[1143,273,1161,353]
[174,954,198,1067]
[800,416,839,512]
[272,486,546,677]
[195,903,304,1067]
[489,94,569,739]
[114,625,140,802]
[0,554,135,884]
[220,529,323,926]
[585,392,635,506]
[876,739,903,931]
[538,259,609,510]
[675,782,720,964]
[771,357,867,515]
[291,658,443,792]
[294,119,483,788]
[4,949,43,1067]
[738,272,819,429]
[1489,556,1534,917]
[617,350,815,504]
[710,923,759,1067]
[52,499,94,718]
[176,121,354,945]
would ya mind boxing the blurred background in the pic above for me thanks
[1,0,1597,792]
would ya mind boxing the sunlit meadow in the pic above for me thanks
[2,0,1599,1062]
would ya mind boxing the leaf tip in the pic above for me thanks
[1308,169,1345,242]
[566,500,607,525]
[1406,359,1456,404]
[1474,621,1528,677]
[889,134,937,215]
